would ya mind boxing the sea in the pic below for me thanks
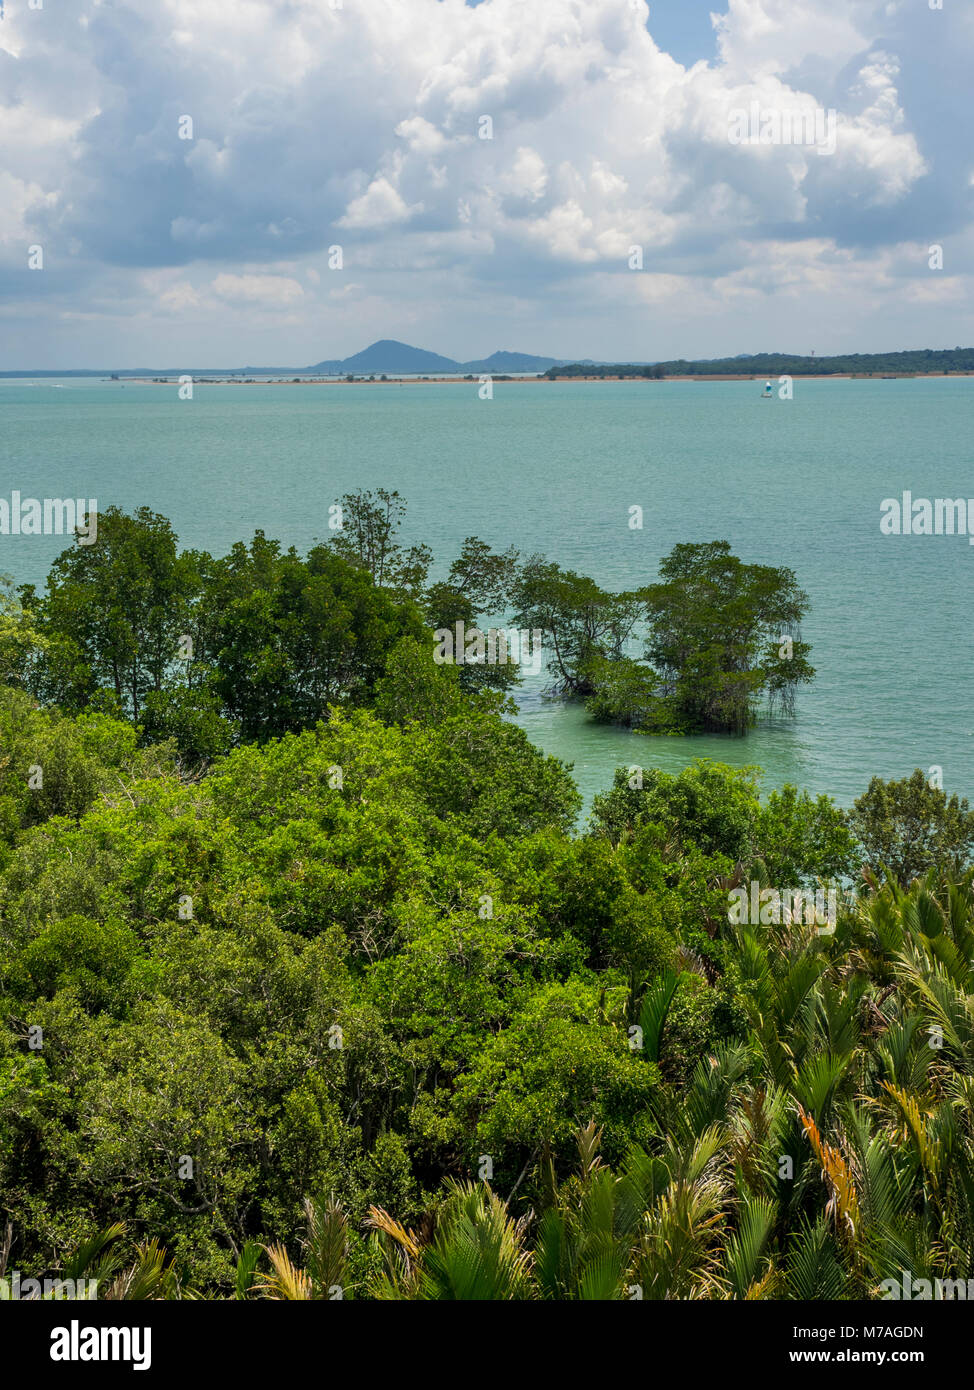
[1,375,972,815]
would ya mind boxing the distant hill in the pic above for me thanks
[308,339,460,375]
[460,350,565,373]
[304,340,569,375]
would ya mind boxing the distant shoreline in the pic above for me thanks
[112,371,974,385]
[5,341,974,381]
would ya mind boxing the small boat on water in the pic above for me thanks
[762,380,773,398]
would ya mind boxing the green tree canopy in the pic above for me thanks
[643,540,814,734]
[849,768,974,885]
[24,506,200,720]
[512,559,643,696]
[207,536,427,740]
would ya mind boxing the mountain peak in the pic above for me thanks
[307,340,460,374]
[304,339,570,375]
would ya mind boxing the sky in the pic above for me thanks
[0,0,971,368]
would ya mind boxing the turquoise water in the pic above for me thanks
[2,376,972,812]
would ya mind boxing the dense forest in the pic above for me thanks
[545,347,974,379]
[3,500,974,1299]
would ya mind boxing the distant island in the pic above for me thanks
[3,340,974,379]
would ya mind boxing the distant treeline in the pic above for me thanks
[545,346,974,379]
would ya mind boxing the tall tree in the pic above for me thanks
[329,489,432,598]
[26,507,201,721]
[209,537,427,740]
[849,769,974,885]
[643,541,813,734]
[511,559,643,695]
[446,537,520,615]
